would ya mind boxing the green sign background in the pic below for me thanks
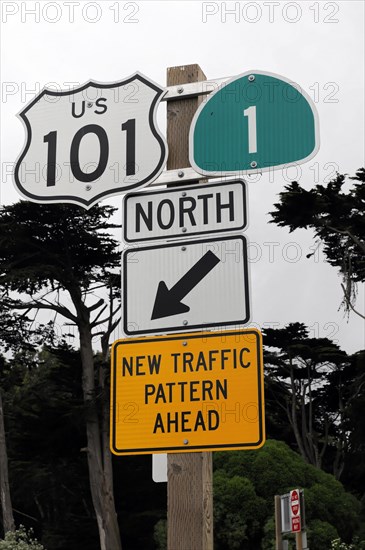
[190,71,319,175]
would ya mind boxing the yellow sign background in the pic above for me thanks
[110,329,265,455]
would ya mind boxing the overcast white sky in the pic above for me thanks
[1,0,364,353]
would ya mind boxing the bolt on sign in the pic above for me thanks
[110,329,265,455]
[189,70,319,176]
[14,73,167,208]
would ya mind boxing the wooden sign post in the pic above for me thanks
[275,495,283,550]
[166,64,213,550]
[296,532,303,550]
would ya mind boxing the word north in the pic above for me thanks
[135,191,234,232]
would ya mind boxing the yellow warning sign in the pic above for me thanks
[110,329,265,455]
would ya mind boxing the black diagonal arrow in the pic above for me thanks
[151,250,220,320]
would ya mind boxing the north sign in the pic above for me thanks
[123,179,247,243]
[110,329,265,455]
[14,73,167,208]
[122,235,250,336]
[189,70,319,176]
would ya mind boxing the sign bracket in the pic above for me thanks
[151,166,208,186]
[163,77,229,101]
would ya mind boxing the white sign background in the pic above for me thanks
[122,235,250,336]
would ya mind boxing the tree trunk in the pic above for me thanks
[288,361,308,462]
[100,334,118,550]
[0,390,15,533]
[333,444,345,480]
[333,398,346,480]
[78,312,122,550]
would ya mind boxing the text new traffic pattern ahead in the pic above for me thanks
[110,329,265,455]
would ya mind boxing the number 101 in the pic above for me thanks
[43,120,136,186]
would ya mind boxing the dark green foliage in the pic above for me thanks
[269,169,365,280]
[263,323,364,483]
[114,454,167,550]
[214,473,266,549]
[269,168,365,314]
[0,201,163,548]
[0,526,44,549]
[0,200,126,548]
[153,519,167,550]
[305,481,359,542]
[0,202,120,294]
[2,345,167,549]
[307,520,338,549]
[213,440,361,549]
[3,346,97,549]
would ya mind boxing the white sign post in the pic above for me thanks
[14,73,167,208]
[152,454,168,483]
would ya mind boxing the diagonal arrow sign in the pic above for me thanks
[151,250,220,320]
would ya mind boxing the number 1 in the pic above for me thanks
[43,131,57,186]
[243,106,257,154]
[122,119,136,176]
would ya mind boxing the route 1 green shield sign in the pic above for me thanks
[189,70,319,176]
